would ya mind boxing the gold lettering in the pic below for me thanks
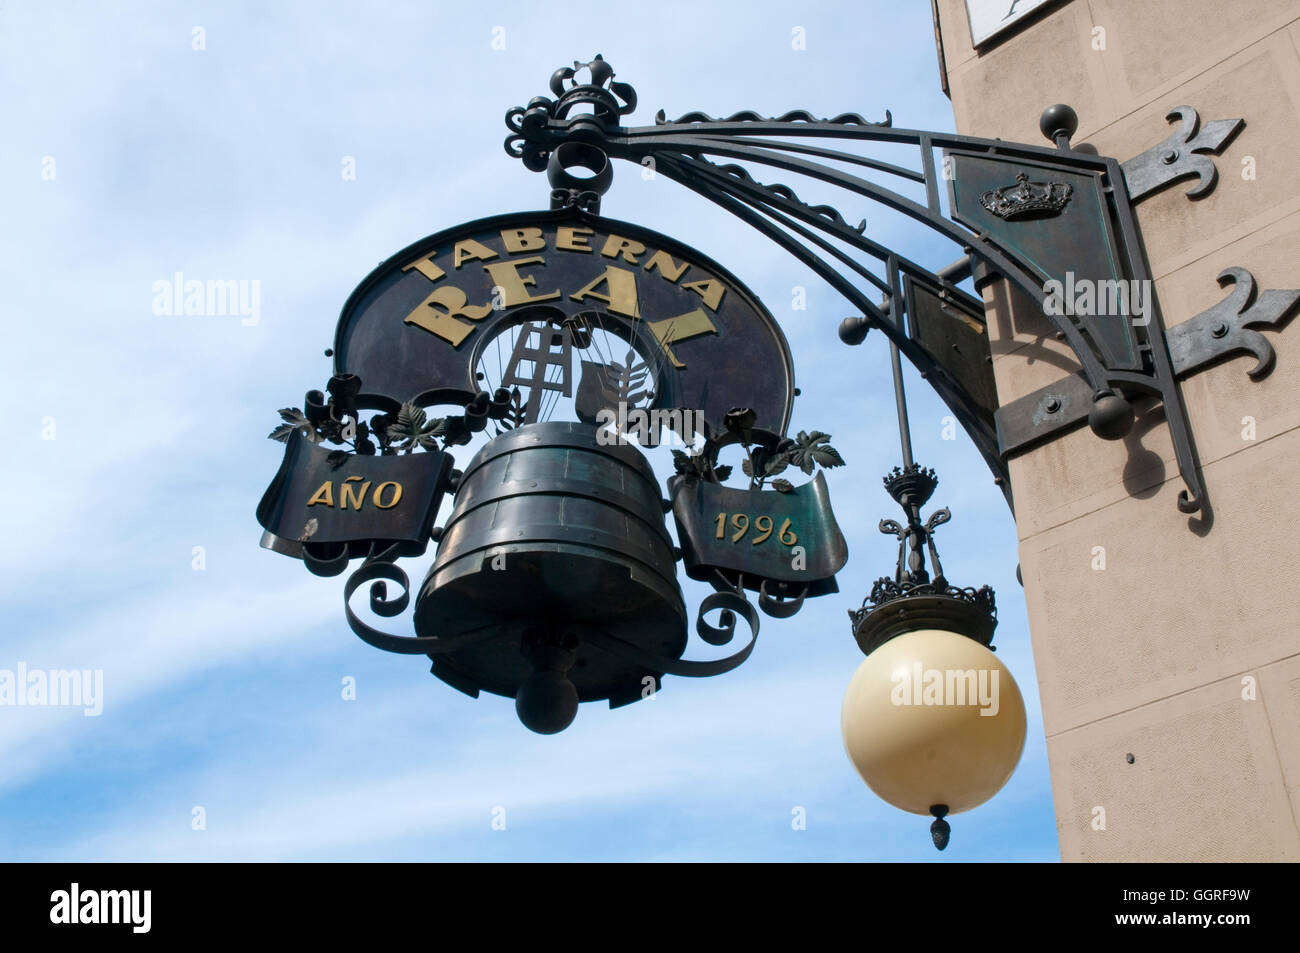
[647,308,718,368]
[452,238,498,269]
[404,286,493,347]
[340,476,371,511]
[681,278,725,311]
[401,254,445,283]
[600,234,646,264]
[569,265,640,318]
[482,256,562,308]
[556,226,594,253]
[307,481,334,507]
[373,481,403,509]
[644,250,689,282]
[500,227,546,254]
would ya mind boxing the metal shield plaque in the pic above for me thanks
[946,151,1142,372]
[257,430,453,563]
[671,472,847,597]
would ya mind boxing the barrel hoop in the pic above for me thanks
[445,477,673,547]
[457,423,659,485]
[432,526,682,592]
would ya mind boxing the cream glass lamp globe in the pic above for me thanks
[841,627,1026,815]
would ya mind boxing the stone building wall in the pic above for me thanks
[933,0,1300,860]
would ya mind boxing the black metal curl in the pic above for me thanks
[550,188,602,213]
[757,580,807,619]
[503,105,529,133]
[342,544,495,657]
[503,102,554,170]
[711,163,866,234]
[656,108,892,127]
[302,542,350,577]
[585,595,760,679]
[696,589,757,646]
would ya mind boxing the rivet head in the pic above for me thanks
[1045,397,1062,414]
[1211,322,1229,338]
[1161,149,1179,165]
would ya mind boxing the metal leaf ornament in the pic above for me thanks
[268,408,320,444]
[390,401,446,453]
[786,430,846,475]
[599,348,651,408]
[672,449,711,480]
[495,387,530,433]
[742,447,789,481]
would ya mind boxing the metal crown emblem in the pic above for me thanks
[883,463,938,508]
[979,171,1073,220]
[546,54,637,123]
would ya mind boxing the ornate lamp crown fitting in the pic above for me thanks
[883,463,938,508]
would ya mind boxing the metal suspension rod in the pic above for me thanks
[889,338,913,470]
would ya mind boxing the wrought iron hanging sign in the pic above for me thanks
[257,200,848,733]
[331,208,794,436]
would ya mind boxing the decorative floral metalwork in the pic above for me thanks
[668,407,845,493]
[853,578,997,628]
[847,463,997,653]
[267,374,528,464]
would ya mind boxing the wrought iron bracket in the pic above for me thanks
[996,269,1300,456]
[1120,107,1244,202]
[502,57,1268,516]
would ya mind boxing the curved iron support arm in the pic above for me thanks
[504,60,1228,514]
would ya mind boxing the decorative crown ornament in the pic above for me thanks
[979,170,1073,220]
[883,463,938,509]
[546,54,637,123]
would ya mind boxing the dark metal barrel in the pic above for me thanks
[414,421,686,714]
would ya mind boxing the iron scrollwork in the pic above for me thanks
[849,464,998,656]
[502,56,1277,518]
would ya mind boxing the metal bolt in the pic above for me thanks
[1045,397,1061,414]
[1211,322,1229,338]
[1161,150,1179,165]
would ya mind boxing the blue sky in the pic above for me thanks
[1,1,1059,861]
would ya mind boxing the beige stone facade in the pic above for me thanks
[934,0,1300,860]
